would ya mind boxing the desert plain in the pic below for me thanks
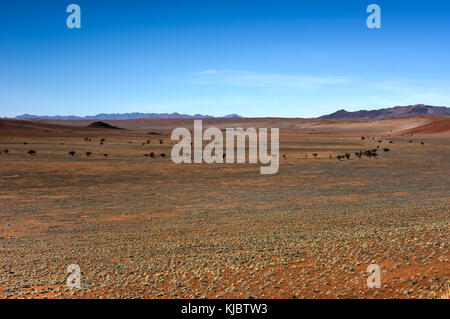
[0,116,449,299]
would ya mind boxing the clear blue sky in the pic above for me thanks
[1,0,450,118]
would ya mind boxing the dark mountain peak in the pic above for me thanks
[333,109,351,114]
[223,114,243,118]
[319,104,450,119]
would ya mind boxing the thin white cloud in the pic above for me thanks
[369,81,450,106]
[198,70,217,75]
[192,70,351,89]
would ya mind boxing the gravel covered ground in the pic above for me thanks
[0,121,449,299]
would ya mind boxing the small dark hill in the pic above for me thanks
[86,121,122,130]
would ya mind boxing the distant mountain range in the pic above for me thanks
[13,105,450,120]
[319,104,450,119]
[15,112,243,120]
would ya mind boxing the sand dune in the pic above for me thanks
[403,116,450,135]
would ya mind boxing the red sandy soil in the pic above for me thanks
[0,116,448,299]
[403,117,450,135]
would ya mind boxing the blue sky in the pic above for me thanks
[1,0,450,118]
